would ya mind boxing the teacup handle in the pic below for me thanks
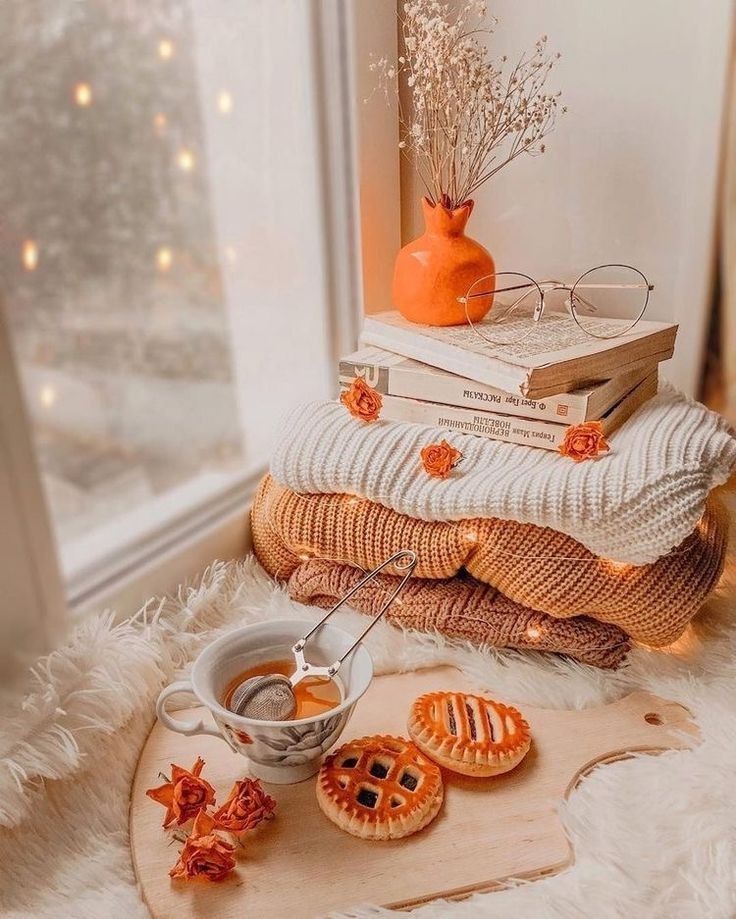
[156,680,223,740]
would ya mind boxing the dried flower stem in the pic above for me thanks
[372,1,563,210]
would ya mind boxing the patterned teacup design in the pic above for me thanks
[156,619,374,784]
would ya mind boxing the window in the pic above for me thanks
[0,0,361,611]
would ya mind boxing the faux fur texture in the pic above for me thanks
[1,519,735,918]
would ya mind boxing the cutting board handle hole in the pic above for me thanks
[644,712,663,725]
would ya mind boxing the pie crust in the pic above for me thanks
[316,734,444,840]
[408,691,531,777]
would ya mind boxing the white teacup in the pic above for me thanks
[156,618,373,784]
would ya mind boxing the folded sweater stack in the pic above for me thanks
[252,386,736,669]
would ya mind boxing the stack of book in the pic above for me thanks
[338,310,678,451]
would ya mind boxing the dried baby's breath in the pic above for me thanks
[372,0,563,209]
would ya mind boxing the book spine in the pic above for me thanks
[339,357,590,424]
[377,395,569,451]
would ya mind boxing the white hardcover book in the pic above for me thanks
[365,371,658,452]
[361,310,677,399]
[339,346,656,426]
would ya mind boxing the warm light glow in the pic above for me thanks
[224,245,237,265]
[176,148,195,172]
[345,495,361,507]
[39,384,56,408]
[158,38,174,60]
[217,90,233,114]
[22,239,38,271]
[606,559,631,574]
[153,112,167,133]
[298,551,312,562]
[156,247,173,272]
[463,529,478,544]
[74,82,92,106]
[657,624,697,656]
[526,625,541,640]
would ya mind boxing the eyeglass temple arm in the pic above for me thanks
[461,285,538,324]
[573,283,654,290]
[493,290,537,323]
[463,280,653,302]
[460,281,536,303]
[569,282,654,315]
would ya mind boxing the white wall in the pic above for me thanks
[353,0,402,316]
[400,0,733,395]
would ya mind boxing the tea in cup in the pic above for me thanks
[156,618,373,784]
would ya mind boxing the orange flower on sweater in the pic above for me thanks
[559,421,610,462]
[146,757,216,827]
[169,810,236,882]
[420,440,463,478]
[340,377,382,422]
[212,778,277,833]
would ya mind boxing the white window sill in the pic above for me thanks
[66,466,262,617]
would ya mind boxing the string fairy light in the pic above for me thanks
[39,384,56,408]
[256,487,684,661]
[156,246,173,272]
[158,38,174,60]
[22,239,38,271]
[605,559,631,574]
[217,90,233,114]
[223,245,237,265]
[153,112,168,134]
[74,82,92,106]
[447,521,694,564]
[176,148,195,172]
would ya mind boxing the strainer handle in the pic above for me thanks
[293,550,418,675]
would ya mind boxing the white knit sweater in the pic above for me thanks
[270,387,736,564]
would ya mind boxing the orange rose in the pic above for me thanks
[146,756,216,828]
[420,440,462,478]
[340,377,382,422]
[169,810,236,882]
[559,421,610,462]
[212,778,277,833]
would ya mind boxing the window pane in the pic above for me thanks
[0,1,333,576]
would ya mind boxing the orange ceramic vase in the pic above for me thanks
[392,197,495,326]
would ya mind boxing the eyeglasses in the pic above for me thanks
[458,264,654,346]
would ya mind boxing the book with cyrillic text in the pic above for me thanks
[340,346,656,426]
[347,370,658,451]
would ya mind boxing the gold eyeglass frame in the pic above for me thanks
[458,263,655,344]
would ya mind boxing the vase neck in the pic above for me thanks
[422,197,473,237]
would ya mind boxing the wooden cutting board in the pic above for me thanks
[130,666,696,917]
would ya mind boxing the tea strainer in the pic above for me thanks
[228,550,418,721]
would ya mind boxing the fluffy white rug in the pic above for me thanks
[1,512,735,918]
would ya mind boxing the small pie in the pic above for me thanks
[408,691,531,777]
[316,734,444,840]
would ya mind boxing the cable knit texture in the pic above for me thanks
[269,388,736,564]
[287,558,630,669]
[251,475,728,646]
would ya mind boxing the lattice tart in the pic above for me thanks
[316,734,444,840]
[408,691,531,777]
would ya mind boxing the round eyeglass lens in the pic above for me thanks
[464,272,543,346]
[570,264,650,339]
